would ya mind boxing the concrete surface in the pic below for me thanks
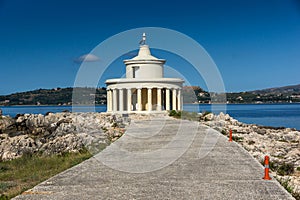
[14,117,294,200]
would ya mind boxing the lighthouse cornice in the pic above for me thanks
[123,59,166,65]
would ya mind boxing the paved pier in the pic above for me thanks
[14,117,294,199]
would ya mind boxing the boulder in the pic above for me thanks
[0,116,15,132]
[0,112,129,161]
[204,113,214,121]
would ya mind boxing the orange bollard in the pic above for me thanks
[228,129,232,142]
[263,155,272,180]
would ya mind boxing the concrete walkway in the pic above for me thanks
[14,117,294,200]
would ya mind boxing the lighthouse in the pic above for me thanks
[106,33,184,113]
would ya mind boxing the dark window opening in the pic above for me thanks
[132,66,139,78]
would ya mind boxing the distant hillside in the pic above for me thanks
[251,84,300,95]
[185,84,300,104]
[0,87,107,106]
[1,84,300,106]
[225,84,300,104]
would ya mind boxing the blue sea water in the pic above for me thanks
[1,104,299,130]
[185,104,300,130]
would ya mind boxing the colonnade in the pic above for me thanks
[107,87,182,113]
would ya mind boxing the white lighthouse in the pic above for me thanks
[106,33,184,113]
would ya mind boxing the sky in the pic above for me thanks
[0,0,299,95]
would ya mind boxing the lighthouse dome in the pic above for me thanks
[124,34,165,79]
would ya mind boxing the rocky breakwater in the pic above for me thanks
[0,112,129,161]
[200,112,300,196]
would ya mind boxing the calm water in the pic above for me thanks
[185,104,300,130]
[1,104,299,130]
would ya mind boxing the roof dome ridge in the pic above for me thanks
[132,45,159,60]
[123,33,165,64]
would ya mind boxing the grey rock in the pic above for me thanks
[255,128,266,135]
[0,112,129,161]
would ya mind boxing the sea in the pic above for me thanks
[0,104,299,130]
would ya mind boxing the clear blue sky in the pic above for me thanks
[0,0,299,95]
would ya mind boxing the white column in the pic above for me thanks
[113,88,117,112]
[127,88,132,112]
[110,90,113,112]
[172,88,177,110]
[166,88,170,111]
[119,89,124,112]
[147,88,152,111]
[107,89,112,112]
[157,88,162,111]
[137,88,142,111]
[177,89,181,111]
[106,89,109,111]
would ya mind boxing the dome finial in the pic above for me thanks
[139,33,146,45]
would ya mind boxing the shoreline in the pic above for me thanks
[0,104,107,107]
[1,102,300,107]
[1,103,300,131]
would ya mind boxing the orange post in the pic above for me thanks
[229,129,232,142]
[263,155,272,180]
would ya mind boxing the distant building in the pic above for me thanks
[236,96,244,101]
[106,33,184,113]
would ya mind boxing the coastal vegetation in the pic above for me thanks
[277,177,300,199]
[0,149,92,199]
[183,84,300,104]
[1,84,300,106]
[0,87,107,106]
[168,110,199,121]
[267,161,300,199]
